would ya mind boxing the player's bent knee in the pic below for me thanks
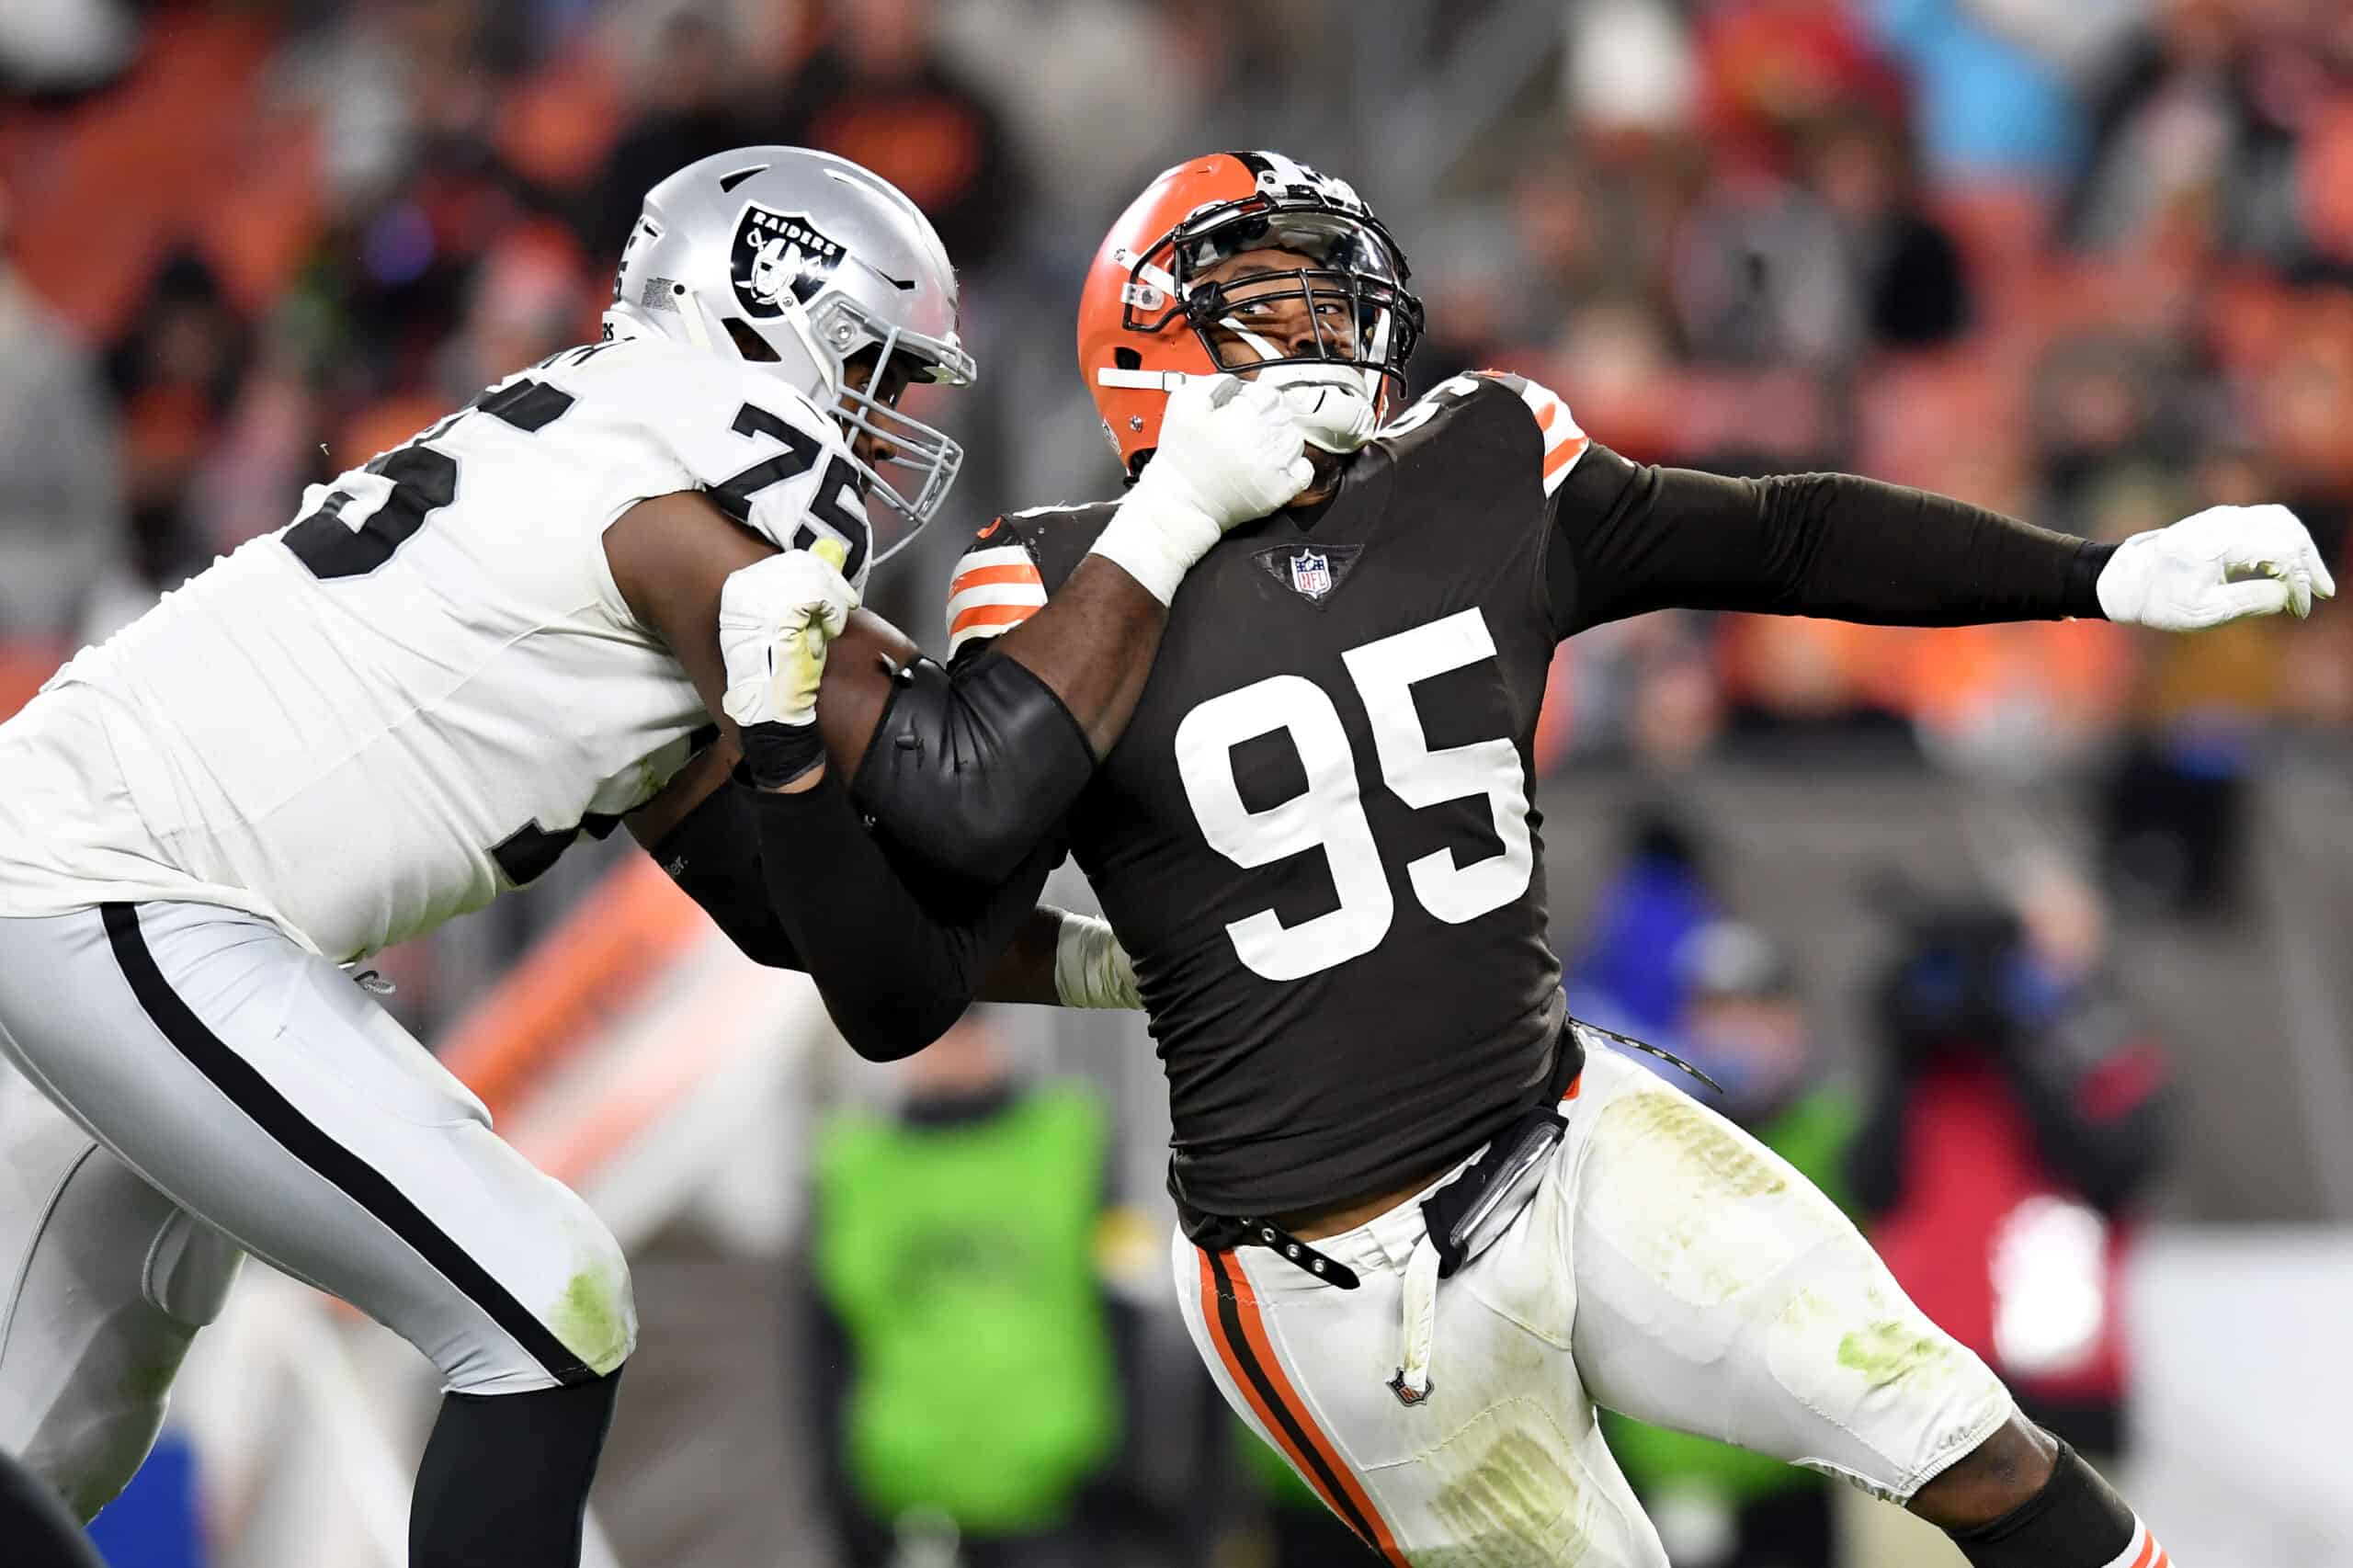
[440,1189,636,1395]
[544,1201,635,1380]
[1755,1260,2013,1504]
[548,1253,636,1381]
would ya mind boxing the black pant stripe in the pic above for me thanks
[99,903,595,1386]
[1205,1249,1379,1549]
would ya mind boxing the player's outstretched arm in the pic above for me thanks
[1549,446,2333,635]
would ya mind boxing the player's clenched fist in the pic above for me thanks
[2098,503,2336,631]
[1087,372,1316,605]
[721,542,859,787]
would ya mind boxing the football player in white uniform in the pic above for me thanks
[0,146,1311,1562]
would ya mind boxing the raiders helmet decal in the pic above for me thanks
[729,202,848,319]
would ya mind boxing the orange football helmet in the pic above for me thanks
[1077,150,1424,479]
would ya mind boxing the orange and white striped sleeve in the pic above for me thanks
[945,527,1050,656]
[1489,371,1589,497]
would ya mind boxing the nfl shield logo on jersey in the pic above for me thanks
[730,203,848,319]
[1254,542,1362,606]
[1290,550,1335,600]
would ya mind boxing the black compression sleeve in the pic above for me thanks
[746,768,1059,1062]
[1547,444,2116,634]
[646,784,801,969]
[848,652,1096,888]
[1948,1441,2139,1568]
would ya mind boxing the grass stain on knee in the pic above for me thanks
[550,1263,631,1374]
[1836,1320,1955,1391]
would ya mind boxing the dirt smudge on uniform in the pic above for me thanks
[1583,1087,1793,1307]
[1599,1093,1786,1202]
[1836,1320,1956,1391]
[1421,1406,1593,1566]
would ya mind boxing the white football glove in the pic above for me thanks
[2097,504,2336,631]
[1255,362,1381,454]
[1088,373,1315,605]
[719,543,858,785]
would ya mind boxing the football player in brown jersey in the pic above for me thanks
[739,150,2326,1567]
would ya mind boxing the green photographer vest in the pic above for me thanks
[813,1086,1119,1535]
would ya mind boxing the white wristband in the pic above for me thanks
[1053,912,1142,1010]
[1085,491,1221,608]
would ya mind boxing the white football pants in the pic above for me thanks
[0,900,633,1518]
[1174,1047,2013,1566]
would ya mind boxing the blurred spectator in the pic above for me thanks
[1564,0,1698,143]
[101,250,247,595]
[0,188,128,644]
[2058,0,2348,267]
[805,1016,1121,1568]
[771,0,1027,273]
[1851,864,2170,1458]
[1693,0,1905,178]
[1566,807,1723,1040]
[1868,0,2101,182]
[2029,331,2176,539]
[0,0,137,97]
[1802,108,1972,349]
[1603,921,1857,1568]
[430,220,595,405]
[1669,171,1861,367]
[585,9,756,261]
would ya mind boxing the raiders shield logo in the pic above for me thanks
[1253,542,1362,605]
[730,203,847,319]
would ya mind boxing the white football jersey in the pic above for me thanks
[0,331,870,961]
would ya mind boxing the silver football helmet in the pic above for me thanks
[608,146,975,562]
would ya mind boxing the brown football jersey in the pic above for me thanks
[940,359,2110,1221]
[949,372,1586,1220]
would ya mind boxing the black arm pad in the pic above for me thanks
[646,784,802,970]
[848,651,1095,887]
[748,767,1059,1062]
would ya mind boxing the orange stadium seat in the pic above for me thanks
[0,6,312,339]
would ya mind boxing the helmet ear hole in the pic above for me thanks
[1114,347,1143,370]
[722,318,781,362]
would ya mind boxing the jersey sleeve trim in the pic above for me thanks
[1477,370,1588,496]
[946,541,1047,653]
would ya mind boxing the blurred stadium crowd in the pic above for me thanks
[6,3,2352,1565]
[7,0,2353,765]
